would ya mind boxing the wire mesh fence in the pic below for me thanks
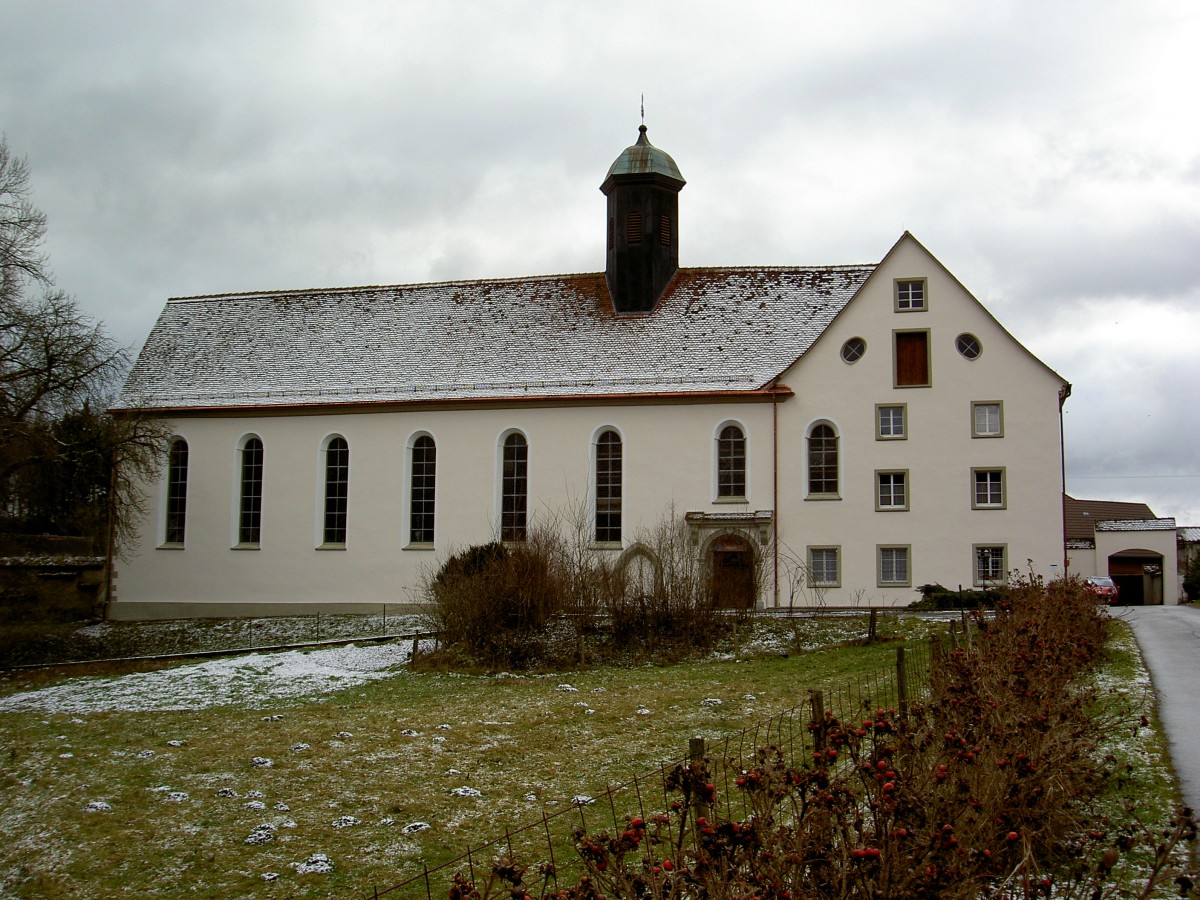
[367,637,936,898]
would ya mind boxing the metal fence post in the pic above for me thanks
[896,646,908,719]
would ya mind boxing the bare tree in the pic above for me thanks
[0,135,160,559]
[0,136,49,297]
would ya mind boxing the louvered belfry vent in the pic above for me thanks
[600,124,686,314]
[626,211,643,243]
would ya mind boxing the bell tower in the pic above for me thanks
[600,125,686,314]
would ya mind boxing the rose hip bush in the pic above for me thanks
[448,577,1196,898]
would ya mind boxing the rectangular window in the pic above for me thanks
[876,404,906,440]
[972,401,1003,438]
[972,468,1005,509]
[895,279,927,311]
[808,546,840,587]
[879,546,911,587]
[975,544,1006,585]
[876,470,909,511]
[894,331,930,387]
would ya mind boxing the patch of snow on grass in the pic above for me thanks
[245,824,275,845]
[0,643,408,713]
[292,853,334,875]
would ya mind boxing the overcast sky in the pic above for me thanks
[2,0,1198,526]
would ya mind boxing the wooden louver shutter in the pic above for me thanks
[895,332,929,386]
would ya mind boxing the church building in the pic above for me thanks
[110,126,1071,618]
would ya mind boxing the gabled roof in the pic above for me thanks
[1063,495,1157,542]
[114,266,874,412]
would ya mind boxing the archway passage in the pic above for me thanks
[710,534,755,609]
[1108,552,1165,605]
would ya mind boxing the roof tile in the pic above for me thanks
[116,266,874,410]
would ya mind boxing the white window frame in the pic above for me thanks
[972,467,1006,510]
[974,544,1007,586]
[714,420,748,502]
[232,433,264,549]
[317,434,349,549]
[497,428,530,543]
[895,278,927,312]
[405,431,437,549]
[805,420,841,500]
[592,426,623,548]
[876,470,909,511]
[876,404,907,441]
[972,401,1003,438]
[878,545,911,587]
[808,545,841,588]
[160,436,189,548]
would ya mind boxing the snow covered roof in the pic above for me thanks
[1095,518,1177,532]
[114,265,874,411]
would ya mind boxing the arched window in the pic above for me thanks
[238,437,263,545]
[717,424,746,499]
[323,437,349,545]
[410,435,436,544]
[595,430,622,543]
[501,432,527,542]
[807,424,839,496]
[164,438,188,545]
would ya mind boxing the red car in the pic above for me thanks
[1085,575,1119,603]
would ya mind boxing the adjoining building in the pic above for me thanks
[110,126,1074,619]
[1063,495,1182,604]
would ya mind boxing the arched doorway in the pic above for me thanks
[1108,551,1165,605]
[710,534,756,610]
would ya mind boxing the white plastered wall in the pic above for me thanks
[1093,528,1180,604]
[111,401,776,617]
[769,235,1067,604]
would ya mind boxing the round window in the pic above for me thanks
[956,333,982,359]
[840,337,866,364]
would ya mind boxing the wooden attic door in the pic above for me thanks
[895,331,930,387]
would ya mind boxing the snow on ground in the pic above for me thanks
[0,642,422,714]
[0,614,901,716]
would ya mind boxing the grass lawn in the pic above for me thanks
[0,611,1181,898]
